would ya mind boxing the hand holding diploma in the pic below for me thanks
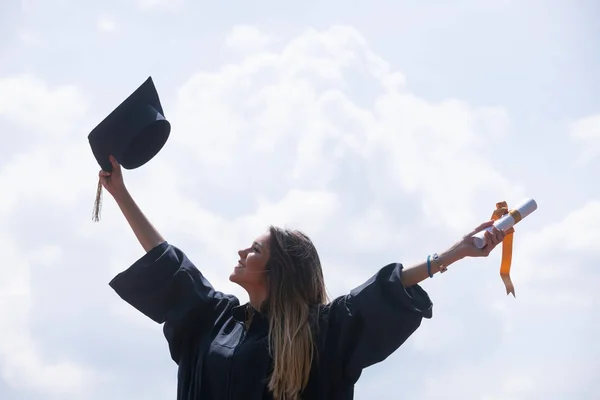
[473,198,538,297]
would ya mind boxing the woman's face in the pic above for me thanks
[229,232,270,291]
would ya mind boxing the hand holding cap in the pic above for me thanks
[88,76,171,221]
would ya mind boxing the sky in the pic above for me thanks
[0,0,599,399]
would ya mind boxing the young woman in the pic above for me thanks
[102,156,505,400]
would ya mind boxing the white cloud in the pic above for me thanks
[225,25,274,53]
[0,73,100,398]
[570,114,600,163]
[0,233,99,398]
[571,114,600,140]
[0,75,88,139]
[172,25,520,233]
[96,17,116,32]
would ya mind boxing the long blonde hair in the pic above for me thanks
[263,226,328,400]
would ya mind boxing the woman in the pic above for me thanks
[102,156,505,400]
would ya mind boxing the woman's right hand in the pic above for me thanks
[99,155,127,198]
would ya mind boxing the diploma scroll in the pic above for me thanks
[473,198,537,298]
[472,198,537,249]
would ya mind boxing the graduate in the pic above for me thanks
[90,78,506,400]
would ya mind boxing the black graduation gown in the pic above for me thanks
[109,241,433,399]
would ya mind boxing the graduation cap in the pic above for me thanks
[88,76,171,221]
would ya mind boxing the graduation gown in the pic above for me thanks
[109,241,433,399]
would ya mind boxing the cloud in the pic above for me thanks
[0,22,597,400]
[0,76,101,398]
[96,17,116,33]
[570,114,600,163]
[0,75,88,139]
[225,25,274,53]
[171,25,521,234]
[0,232,99,399]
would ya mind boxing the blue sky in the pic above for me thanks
[0,0,599,399]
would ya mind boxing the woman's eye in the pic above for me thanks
[252,246,259,253]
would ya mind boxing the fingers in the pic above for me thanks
[492,226,505,243]
[109,155,121,170]
[479,226,506,256]
[467,220,494,237]
[487,226,505,246]
[481,231,497,251]
[484,229,494,243]
[97,156,120,177]
[482,230,494,254]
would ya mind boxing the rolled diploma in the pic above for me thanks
[472,198,538,249]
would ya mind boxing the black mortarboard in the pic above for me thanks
[88,76,171,221]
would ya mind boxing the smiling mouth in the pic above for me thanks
[236,261,245,268]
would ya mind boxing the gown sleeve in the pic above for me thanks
[330,262,433,383]
[108,241,237,363]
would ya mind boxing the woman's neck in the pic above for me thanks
[247,289,267,311]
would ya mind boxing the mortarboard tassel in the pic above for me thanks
[92,177,103,222]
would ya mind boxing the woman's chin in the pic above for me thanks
[229,268,244,283]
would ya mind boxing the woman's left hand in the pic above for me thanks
[449,220,507,260]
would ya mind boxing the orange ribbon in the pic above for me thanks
[490,201,521,298]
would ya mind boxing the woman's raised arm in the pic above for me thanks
[99,155,165,252]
